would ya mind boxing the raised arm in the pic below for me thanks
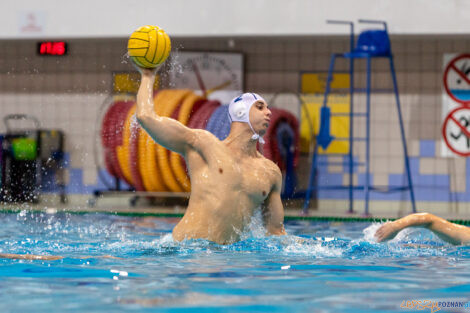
[262,167,287,236]
[136,68,197,155]
[375,213,470,245]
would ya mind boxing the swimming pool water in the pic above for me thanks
[0,211,469,313]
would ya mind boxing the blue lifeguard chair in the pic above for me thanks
[303,20,416,215]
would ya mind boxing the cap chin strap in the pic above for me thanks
[248,123,265,144]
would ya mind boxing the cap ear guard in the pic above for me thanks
[231,101,247,120]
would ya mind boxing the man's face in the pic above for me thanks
[249,100,272,136]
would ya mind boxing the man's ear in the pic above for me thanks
[232,102,247,119]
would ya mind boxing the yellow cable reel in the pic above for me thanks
[138,92,168,191]
[155,89,192,192]
[116,104,136,184]
[170,92,203,191]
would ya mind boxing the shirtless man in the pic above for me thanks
[136,66,286,244]
[375,213,470,245]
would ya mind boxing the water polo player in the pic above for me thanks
[375,213,470,245]
[136,66,286,244]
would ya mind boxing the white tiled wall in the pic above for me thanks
[0,35,468,199]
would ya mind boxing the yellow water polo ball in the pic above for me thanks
[127,25,171,68]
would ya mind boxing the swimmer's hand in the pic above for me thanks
[131,61,163,76]
[375,221,400,242]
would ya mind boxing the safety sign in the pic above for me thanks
[442,106,470,156]
[443,54,470,105]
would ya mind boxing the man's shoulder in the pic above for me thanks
[192,128,217,138]
[191,129,221,146]
[257,153,282,178]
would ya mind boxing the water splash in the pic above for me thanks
[363,222,441,244]
[0,213,464,262]
[165,46,185,88]
[362,222,382,243]
[121,52,129,65]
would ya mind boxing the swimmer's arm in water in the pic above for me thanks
[0,253,121,260]
[262,168,287,236]
[136,67,201,156]
[375,213,470,245]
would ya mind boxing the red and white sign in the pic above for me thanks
[442,106,470,157]
[441,53,470,157]
[443,54,470,106]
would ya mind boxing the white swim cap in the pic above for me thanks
[228,93,266,144]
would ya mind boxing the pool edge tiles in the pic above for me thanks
[2,205,470,225]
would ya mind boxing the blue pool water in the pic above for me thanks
[0,211,469,313]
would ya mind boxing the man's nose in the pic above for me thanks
[266,108,272,117]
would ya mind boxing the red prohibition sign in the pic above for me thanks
[443,54,470,106]
[442,106,470,156]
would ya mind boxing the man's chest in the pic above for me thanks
[217,157,272,202]
[187,146,273,201]
[241,171,272,202]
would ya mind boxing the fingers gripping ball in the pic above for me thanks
[127,25,171,68]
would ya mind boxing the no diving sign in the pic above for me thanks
[442,106,470,156]
[443,54,470,105]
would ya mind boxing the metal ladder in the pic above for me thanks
[303,20,416,215]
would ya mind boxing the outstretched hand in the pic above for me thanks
[138,66,159,76]
[131,60,163,76]
[375,221,400,242]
